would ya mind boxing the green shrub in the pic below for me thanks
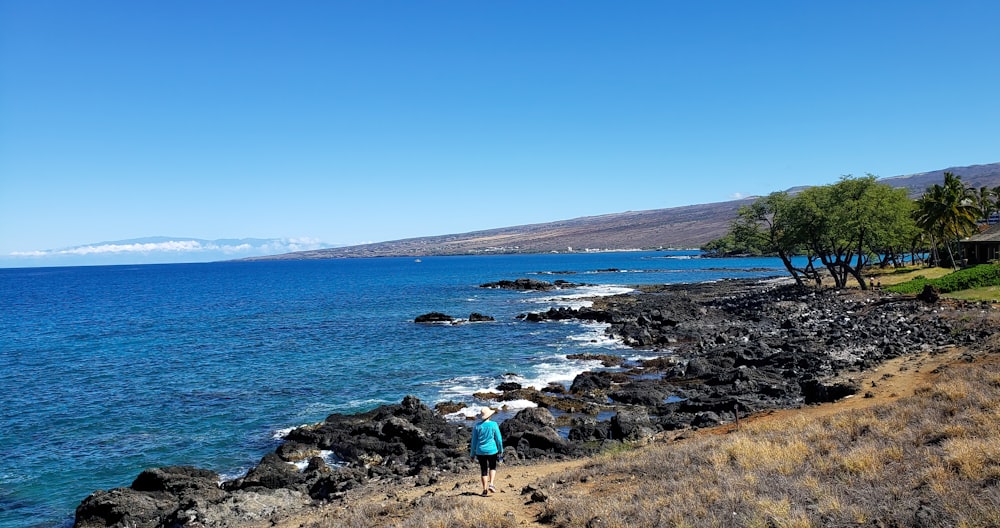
[887,277,931,295]
[886,264,1000,294]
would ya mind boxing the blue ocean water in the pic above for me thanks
[0,251,786,528]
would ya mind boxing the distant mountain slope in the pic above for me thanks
[249,162,1000,260]
[253,199,757,260]
[878,162,1000,198]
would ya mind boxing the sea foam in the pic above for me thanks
[532,284,634,309]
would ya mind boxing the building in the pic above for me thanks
[961,223,1000,265]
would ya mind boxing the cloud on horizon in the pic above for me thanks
[6,237,330,266]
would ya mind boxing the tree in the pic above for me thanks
[729,192,821,286]
[974,186,998,222]
[720,176,915,289]
[784,176,912,289]
[913,172,981,269]
[700,233,740,257]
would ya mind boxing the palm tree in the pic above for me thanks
[912,173,982,269]
[974,186,998,223]
[914,187,945,266]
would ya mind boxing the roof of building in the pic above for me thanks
[962,223,1000,243]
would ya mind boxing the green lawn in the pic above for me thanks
[942,285,1000,302]
[881,264,1000,302]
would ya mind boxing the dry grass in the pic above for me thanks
[532,356,1000,527]
[300,495,520,528]
[869,265,952,286]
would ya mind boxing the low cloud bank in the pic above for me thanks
[5,237,330,267]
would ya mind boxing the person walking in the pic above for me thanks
[470,406,503,496]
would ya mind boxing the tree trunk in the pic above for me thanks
[848,265,867,290]
[776,250,804,287]
[945,239,957,271]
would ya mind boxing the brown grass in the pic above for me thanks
[868,265,952,286]
[532,355,1000,528]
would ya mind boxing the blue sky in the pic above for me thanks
[2,1,999,265]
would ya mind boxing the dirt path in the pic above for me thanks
[274,344,974,527]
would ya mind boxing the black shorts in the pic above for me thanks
[476,454,498,476]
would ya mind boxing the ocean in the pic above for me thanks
[0,251,787,528]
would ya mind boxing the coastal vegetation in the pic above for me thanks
[704,175,916,289]
[705,172,1000,290]
[885,264,1000,296]
[913,172,987,269]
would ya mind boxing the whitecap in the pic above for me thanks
[513,353,607,390]
[218,466,251,484]
[272,424,315,440]
[498,399,539,411]
[430,375,497,400]
[565,321,628,349]
[445,403,495,421]
[532,285,634,309]
[333,398,392,412]
[290,450,341,471]
[444,400,538,422]
[625,352,666,362]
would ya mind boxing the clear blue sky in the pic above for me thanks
[2,1,998,260]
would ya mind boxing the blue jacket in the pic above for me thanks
[470,419,503,457]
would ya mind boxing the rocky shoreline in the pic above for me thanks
[74,278,994,528]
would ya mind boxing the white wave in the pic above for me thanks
[291,401,346,418]
[514,353,607,390]
[445,405,483,421]
[533,284,634,309]
[0,471,29,485]
[566,321,628,349]
[291,450,340,471]
[218,466,252,484]
[626,352,663,362]
[499,399,540,411]
[334,398,392,411]
[432,375,497,400]
[272,425,308,440]
[444,400,538,421]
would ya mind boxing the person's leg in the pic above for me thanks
[487,455,498,491]
[477,455,489,495]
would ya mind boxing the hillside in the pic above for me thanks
[250,162,1000,260]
